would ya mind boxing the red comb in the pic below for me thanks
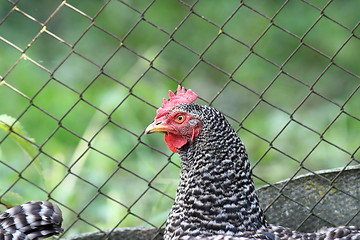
[155,85,198,119]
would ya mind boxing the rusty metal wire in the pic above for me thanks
[0,0,359,238]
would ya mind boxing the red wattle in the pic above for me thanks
[164,133,188,153]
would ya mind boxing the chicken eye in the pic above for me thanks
[175,115,185,123]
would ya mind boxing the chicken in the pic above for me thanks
[145,86,360,240]
[0,201,63,240]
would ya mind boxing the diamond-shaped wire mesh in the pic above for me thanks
[0,0,359,238]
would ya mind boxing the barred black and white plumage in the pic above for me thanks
[0,201,63,240]
[146,86,360,240]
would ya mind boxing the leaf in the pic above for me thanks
[0,114,45,188]
[0,114,37,159]
[0,191,25,208]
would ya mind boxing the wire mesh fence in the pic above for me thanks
[0,0,359,238]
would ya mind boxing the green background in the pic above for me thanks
[0,0,359,237]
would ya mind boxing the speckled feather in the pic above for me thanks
[0,201,63,240]
[162,103,360,240]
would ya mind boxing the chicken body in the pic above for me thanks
[146,87,360,240]
[165,104,266,239]
[0,201,63,240]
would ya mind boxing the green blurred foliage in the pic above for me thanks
[0,0,359,237]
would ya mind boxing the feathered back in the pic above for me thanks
[0,201,63,240]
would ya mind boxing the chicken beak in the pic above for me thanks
[145,121,172,134]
